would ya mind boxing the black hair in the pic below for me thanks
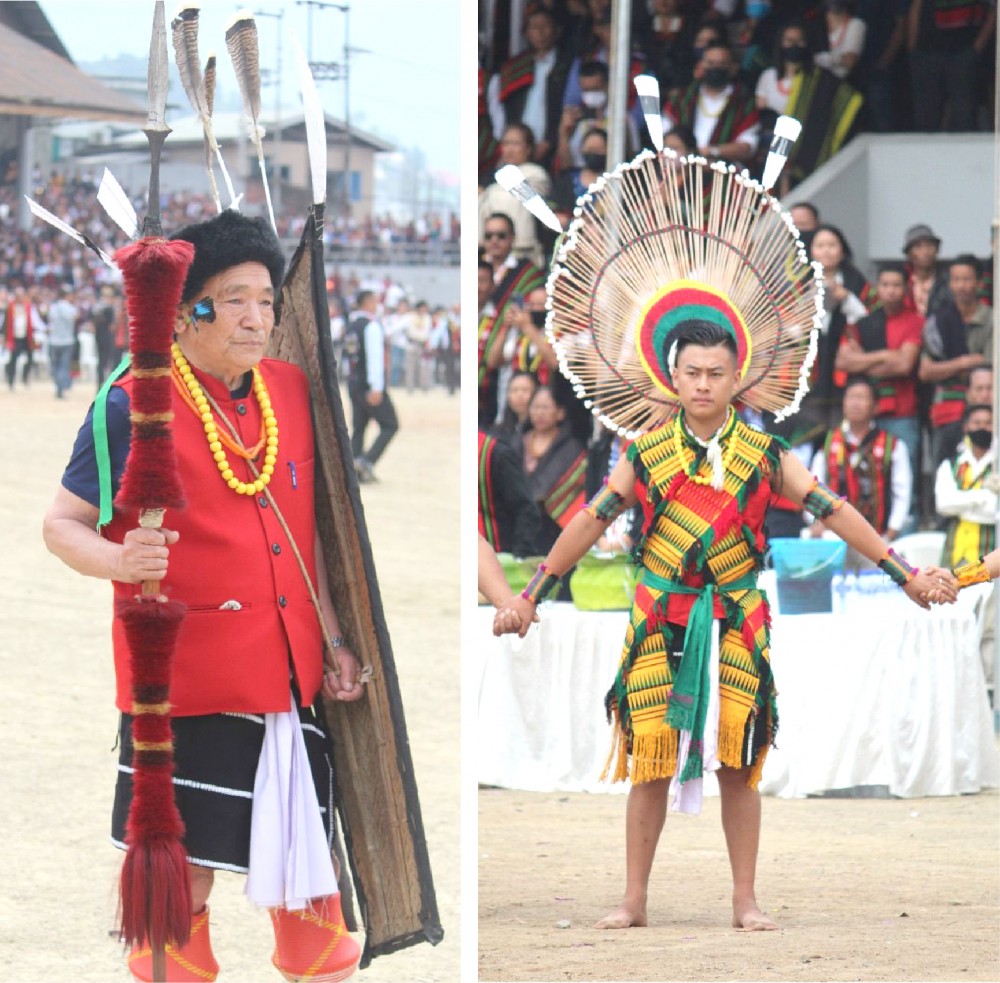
[774,20,814,75]
[843,374,877,400]
[670,320,738,367]
[811,223,853,262]
[485,212,515,235]
[950,253,981,278]
[964,402,992,423]
[580,127,608,148]
[877,263,907,281]
[968,363,993,380]
[579,59,610,82]
[478,259,492,275]
[790,201,819,221]
[356,289,376,307]
[702,39,733,60]
[502,122,535,153]
[666,124,698,154]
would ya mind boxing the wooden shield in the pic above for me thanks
[266,206,443,966]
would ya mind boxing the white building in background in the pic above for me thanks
[45,111,394,222]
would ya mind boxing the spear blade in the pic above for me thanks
[142,0,171,236]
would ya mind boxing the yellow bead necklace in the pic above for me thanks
[171,342,279,497]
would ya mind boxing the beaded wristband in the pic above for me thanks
[802,479,845,520]
[879,548,917,587]
[521,563,561,604]
[329,635,346,649]
[584,486,627,523]
[953,558,992,590]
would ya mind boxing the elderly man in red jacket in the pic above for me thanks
[42,211,363,983]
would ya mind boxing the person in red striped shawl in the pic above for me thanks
[3,283,46,390]
[808,376,912,552]
[661,41,759,165]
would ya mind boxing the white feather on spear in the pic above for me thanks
[171,4,236,212]
[225,9,276,231]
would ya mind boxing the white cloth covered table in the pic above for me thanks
[477,588,999,798]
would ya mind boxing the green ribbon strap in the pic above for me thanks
[640,568,758,782]
[94,354,132,529]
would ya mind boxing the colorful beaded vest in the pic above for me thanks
[603,411,786,787]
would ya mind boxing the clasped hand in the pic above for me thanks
[492,595,539,639]
[904,566,959,609]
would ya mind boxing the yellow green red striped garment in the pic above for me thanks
[603,412,786,788]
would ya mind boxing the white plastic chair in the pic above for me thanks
[892,531,946,568]
[77,331,97,384]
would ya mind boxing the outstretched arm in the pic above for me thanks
[498,453,639,636]
[775,451,956,607]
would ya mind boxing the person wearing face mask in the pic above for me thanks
[935,403,997,569]
[552,127,608,224]
[814,0,867,79]
[661,41,759,165]
[489,285,560,427]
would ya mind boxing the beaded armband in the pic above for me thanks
[521,563,561,604]
[802,479,845,520]
[953,558,992,590]
[879,548,918,587]
[584,486,627,523]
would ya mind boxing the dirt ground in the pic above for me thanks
[479,785,1000,982]
[0,379,458,982]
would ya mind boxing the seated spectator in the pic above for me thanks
[661,41,759,165]
[790,200,820,252]
[967,364,994,405]
[908,0,995,132]
[478,215,545,426]
[902,223,949,317]
[935,402,997,567]
[493,369,538,441]
[478,123,552,265]
[802,224,875,436]
[814,0,867,79]
[641,0,697,96]
[735,0,783,84]
[835,264,923,521]
[756,21,863,191]
[920,253,994,473]
[478,427,542,560]
[557,59,640,171]
[551,127,607,225]
[486,7,573,172]
[809,376,912,545]
[486,285,560,425]
[514,385,588,557]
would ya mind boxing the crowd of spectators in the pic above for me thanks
[477,0,998,571]
[0,168,460,401]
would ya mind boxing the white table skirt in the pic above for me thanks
[477,588,999,798]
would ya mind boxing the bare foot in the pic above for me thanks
[594,903,647,930]
[732,900,778,932]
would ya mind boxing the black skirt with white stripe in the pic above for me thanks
[111,701,336,873]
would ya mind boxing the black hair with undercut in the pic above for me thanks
[669,319,738,368]
[843,374,878,401]
[963,402,992,424]
[950,253,981,278]
[877,263,907,282]
[485,212,515,235]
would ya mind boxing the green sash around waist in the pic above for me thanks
[639,568,758,781]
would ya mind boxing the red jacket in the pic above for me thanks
[4,301,34,350]
[106,358,323,716]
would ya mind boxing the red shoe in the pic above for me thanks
[127,907,219,982]
[270,895,361,982]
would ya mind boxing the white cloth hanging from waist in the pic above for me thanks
[245,696,338,909]
[669,620,721,815]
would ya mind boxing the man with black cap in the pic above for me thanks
[42,209,364,983]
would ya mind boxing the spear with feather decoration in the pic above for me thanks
[262,34,443,966]
[113,4,198,981]
[225,10,276,231]
[171,4,236,212]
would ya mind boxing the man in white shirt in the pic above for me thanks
[47,285,78,399]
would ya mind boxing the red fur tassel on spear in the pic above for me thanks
[113,237,196,953]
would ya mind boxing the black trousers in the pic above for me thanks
[5,338,33,387]
[350,389,399,466]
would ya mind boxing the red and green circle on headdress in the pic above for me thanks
[634,280,752,396]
